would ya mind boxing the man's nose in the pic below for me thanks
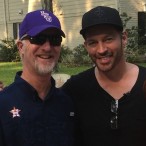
[97,42,107,53]
[41,40,52,51]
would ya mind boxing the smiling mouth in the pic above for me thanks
[97,52,113,59]
[97,55,112,59]
[37,55,53,59]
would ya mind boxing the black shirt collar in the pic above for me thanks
[15,71,56,102]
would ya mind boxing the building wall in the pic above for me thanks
[0,0,42,40]
[0,0,7,38]
[0,0,146,49]
[118,0,146,28]
[54,0,117,49]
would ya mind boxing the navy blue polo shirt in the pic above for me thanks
[0,71,75,146]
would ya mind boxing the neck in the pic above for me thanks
[21,70,52,100]
[95,62,138,99]
[95,61,130,82]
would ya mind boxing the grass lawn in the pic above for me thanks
[0,62,146,86]
[0,62,22,86]
[0,62,91,86]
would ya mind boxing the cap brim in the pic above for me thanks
[27,25,65,37]
[80,23,123,35]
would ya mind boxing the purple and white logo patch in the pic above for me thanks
[40,11,52,22]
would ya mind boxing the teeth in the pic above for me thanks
[97,55,112,59]
[98,56,109,59]
[38,55,51,59]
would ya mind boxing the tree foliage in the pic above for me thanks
[42,0,53,12]
[120,12,146,62]
[0,39,20,62]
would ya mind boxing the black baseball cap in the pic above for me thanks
[80,6,123,35]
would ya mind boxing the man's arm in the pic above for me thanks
[0,120,6,146]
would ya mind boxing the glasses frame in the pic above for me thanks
[21,34,62,46]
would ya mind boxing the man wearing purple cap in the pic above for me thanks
[0,10,74,146]
[62,6,146,146]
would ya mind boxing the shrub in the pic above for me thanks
[59,45,73,64]
[0,38,20,62]
[72,44,92,66]
[120,13,146,63]
[57,44,92,68]
[54,45,74,72]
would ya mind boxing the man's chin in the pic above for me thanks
[97,64,113,72]
[35,64,55,75]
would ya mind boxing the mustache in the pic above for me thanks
[96,51,113,59]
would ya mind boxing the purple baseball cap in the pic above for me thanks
[19,10,65,39]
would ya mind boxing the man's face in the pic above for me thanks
[17,28,62,75]
[84,25,127,72]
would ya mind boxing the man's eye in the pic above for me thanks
[106,37,113,42]
[87,41,97,46]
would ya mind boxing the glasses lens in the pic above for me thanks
[48,36,62,46]
[28,35,62,46]
[54,36,62,46]
[29,35,46,45]
[111,100,118,129]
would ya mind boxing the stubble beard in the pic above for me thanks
[92,47,124,73]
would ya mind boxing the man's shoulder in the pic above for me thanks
[62,67,95,91]
[138,65,146,70]
[138,65,146,76]
[70,67,94,81]
[0,83,19,117]
[0,82,18,100]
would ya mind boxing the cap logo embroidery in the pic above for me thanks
[10,107,21,118]
[95,7,104,17]
[40,11,52,22]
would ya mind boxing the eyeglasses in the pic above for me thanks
[22,35,62,46]
[110,100,118,129]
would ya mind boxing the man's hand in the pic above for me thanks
[0,81,4,91]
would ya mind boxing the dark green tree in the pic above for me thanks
[42,0,53,12]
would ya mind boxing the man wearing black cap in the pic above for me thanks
[0,10,74,146]
[62,6,146,146]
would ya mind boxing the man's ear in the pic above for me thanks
[122,31,128,48]
[84,41,87,48]
[17,40,24,54]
